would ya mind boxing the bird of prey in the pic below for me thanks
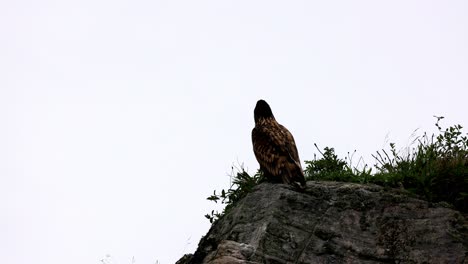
[251,99,306,189]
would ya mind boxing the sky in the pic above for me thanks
[1,1,467,263]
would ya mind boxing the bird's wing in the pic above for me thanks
[252,121,286,178]
[278,124,302,169]
[252,119,306,187]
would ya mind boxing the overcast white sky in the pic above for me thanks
[1,1,467,263]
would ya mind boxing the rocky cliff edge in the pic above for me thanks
[178,181,467,264]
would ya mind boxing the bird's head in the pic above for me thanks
[254,99,275,123]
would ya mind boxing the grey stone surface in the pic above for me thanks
[179,182,467,264]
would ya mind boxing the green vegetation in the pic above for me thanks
[370,117,468,212]
[206,117,468,223]
[304,145,372,183]
[205,168,263,223]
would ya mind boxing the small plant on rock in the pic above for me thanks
[373,117,468,211]
[304,144,372,183]
[205,167,263,223]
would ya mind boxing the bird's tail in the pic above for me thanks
[282,160,306,190]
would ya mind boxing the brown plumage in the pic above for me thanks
[251,100,306,188]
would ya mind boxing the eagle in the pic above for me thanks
[252,99,306,189]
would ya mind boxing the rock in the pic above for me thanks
[179,182,467,264]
